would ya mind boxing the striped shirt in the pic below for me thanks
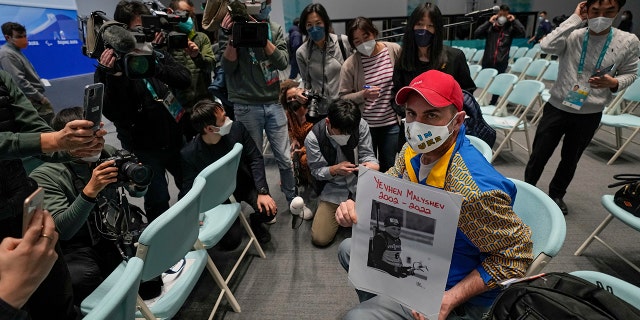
[362,47,396,127]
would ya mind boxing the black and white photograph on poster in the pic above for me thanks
[366,200,433,280]
[348,166,462,318]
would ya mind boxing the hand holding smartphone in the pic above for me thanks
[23,187,44,236]
[83,83,104,132]
[592,64,615,78]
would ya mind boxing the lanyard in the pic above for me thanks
[578,28,613,75]
[143,79,160,100]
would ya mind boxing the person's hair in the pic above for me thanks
[293,17,300,27]
[190,99,225,134]
[346,17,379,49]
[398,2,445,72]
[52,107,84,131]
[1,22,26,37]
[327,99,361,135]
[540,11,547,15]
[169,0,194,10]
[114,0,151,25]
[279,79,301,111]
[622,10,632,18]
[586,0,625,9]
[499,4,510,12]
[299,3,332,38]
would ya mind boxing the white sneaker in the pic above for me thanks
[290,196,314,220]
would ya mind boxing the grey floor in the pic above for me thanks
[103,107,640,319]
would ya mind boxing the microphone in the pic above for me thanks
[464,6,500,17]
[101,24,136,54]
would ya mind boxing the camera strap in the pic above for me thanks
[143,79,185,122]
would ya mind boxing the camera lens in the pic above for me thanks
[122,162,153,186]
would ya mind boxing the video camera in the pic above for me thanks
[97,150,153,188]
[228,0,269,47]
[140,0,189,50]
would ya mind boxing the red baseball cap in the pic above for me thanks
[395,70,463,112]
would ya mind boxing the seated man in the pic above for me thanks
[180,99,277,244]
[335,70,533,319]
[305,99,379,247]
[29,107,148,304]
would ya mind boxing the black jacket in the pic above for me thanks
[474,19,525,66]
[95,49,190,151]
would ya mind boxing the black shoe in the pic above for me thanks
[250,219,271,244]
[552,197,568,215]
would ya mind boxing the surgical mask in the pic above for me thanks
[538,16,544,21]
[589,16,614,33]
[81,153,101,163]
[214,117,233,136]
[330,134,351,146]
[177,17,194,33]
[356,39,376,56]
[307,26,325,42]
[497,16,507,25]
[405,115,456,153]
[414,29,434,48]
[255,4,271,20]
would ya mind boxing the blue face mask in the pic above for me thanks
[307,26,325,42]
[177,17,194,33]
[414,29,434,48]
[255,4,271,21]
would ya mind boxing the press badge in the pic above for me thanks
[162,91,185,122]
[259,60,279,86]
[562,85,589,110]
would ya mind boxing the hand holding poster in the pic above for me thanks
[348,166,463,318]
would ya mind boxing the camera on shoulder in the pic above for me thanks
[97,150,153,188]
[228,0,269,48]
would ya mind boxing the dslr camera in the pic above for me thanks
[303,89,324,118]
[97,150,153,188]
[228,0,269,47]
[140,1,189,50]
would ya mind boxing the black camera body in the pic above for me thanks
[97,150,153,187]
[232,22,268,47]
[303,90,325,118]
[140,10,189,50]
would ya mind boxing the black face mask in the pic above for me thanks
[288,100,305,112]
[414,29,434,48]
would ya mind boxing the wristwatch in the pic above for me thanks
[257,187,269,195]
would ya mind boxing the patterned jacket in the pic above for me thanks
[387,125,533,306]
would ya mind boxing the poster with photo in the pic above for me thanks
[348,167,463,318]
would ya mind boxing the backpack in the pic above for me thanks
[486,272,640,320]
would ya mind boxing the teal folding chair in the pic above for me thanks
[83,257,144,320]
[464,48,477,62]
[574,195,640,273]
[483,80,545,162]
[470,49,484,64]
[570,271,640,308]
[509,45,518,61]
[468,64,482,80]
[81,177,209,319]
[508,178,567,276]
[196,143,266,316]
[508,56,532,79]
[510,46,529,63]
[478,73,518,113]
[524,47,541,59]
[474,68,498,103]
[521,59,549,81]
[466,135,492,162]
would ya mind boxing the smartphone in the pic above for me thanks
[23,187,44,236]
[83,83,104,131]
[592,64,615,77]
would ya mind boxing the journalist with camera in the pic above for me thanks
[93,0,191,222]
[221,0,298,206]
[29,107,149,304]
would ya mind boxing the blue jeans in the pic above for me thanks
[234,103,296,202]
[369,124,400,173]
[338,239,490,320]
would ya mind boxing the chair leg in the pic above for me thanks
[205,256,242,313]
[136,295,156,320]
[607,128,640,165]
[574,214,614,256]
[238,213,266,259]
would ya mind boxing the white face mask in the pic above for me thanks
[497,16,507,25]
[214,117,233,136]
[331,134,351,146]
[356,39,376,57]
[405,115,456,153]
[81,153,101,163]
[589,16,614,33]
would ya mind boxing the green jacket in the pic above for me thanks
[169,32,215,110]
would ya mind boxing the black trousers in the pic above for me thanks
[525,103,602,198]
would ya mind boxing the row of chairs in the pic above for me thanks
[83,144,262,319]
[458,44,547,66]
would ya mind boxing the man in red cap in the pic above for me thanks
[336,70,533,320]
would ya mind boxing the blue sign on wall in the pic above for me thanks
[0,4,96,79]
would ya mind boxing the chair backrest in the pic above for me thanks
[513,47,529,60]
[471,49,484,63]
[570,271,640,308]
[510,56,532,74]
[486,73,518,97]
[83,257,144,320]
[620,77,640,103]
[524,59,550,80]
[509,46,518,59]
[197,143,243,215]
[506,80,545,108]
[541,60,559,81]
[466,135,492,162]
[464,48,477,61]
[508,178,566,275]
[474,68,498,90]
[136,176,205,281]
[524,47,541,59]
[468,64,482,80]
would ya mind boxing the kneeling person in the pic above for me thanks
[181,100,277,244]
[305,99,379,247]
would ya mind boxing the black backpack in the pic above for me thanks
[485,272,640,320]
